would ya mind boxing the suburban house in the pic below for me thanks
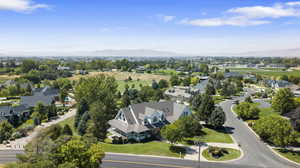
[57,65,71,71]
[0,105,29,122]
[164,86,192,102]
[263,80,292,90]
[243,74,257,83]
[191,79,209,94]
[20,86,59,108]
[283,107,300,131]
[224,72,243,78]
[108,101,192,142]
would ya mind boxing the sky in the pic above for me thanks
[0,0,300,55]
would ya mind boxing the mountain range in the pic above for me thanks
[0,48,300,57]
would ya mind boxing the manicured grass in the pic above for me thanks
[202,147,241,161]
[259,107,279,118]
[102,141,186,158]
[154,69,179,76]
[58,116,78,136]
[213,95,225,104]
[183,127,234,145]
[275,149,300,163]
[229,68,300,78]
[117,80,151,92]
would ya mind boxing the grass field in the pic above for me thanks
[229,68,300,78]
[275,149,300,163]
[69,71,170,81]
[213,95,226,104]
[202,147,241,161]
[259,107,279,118]
[183,127,234,145]
[153,69,179,76]
[102,141,185,158]
[117,80,151,92]
[0,74,20,82]
[58,116,78,136]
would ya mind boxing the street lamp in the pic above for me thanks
[194,140,202,168]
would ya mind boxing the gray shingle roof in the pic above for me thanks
[109,101,188,133]
[20,86,59,107]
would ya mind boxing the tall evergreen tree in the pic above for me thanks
[208,107,226,128]
[74,99,89,128]
[196,93,215,122]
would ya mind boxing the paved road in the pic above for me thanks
[220,88,300,168]
[0,150,262,168]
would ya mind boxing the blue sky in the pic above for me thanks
[0,0,300,55]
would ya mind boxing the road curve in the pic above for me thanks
[220,89,300,168]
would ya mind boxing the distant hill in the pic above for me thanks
[2,49,182,57]
[237,48,300,57]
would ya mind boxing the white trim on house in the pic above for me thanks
[129,105,140,125]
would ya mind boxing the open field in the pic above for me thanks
[102,141,185,158]
[69,71,170,81]
[117,80,151,92]
[0,74,20,82]
[229,68,300,78]
[202,147,241,161]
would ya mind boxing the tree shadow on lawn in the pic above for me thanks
[204,125,235,134]
[170,145,186,155]
[278,149,300,156]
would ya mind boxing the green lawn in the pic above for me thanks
[202,147,241,161]
[153,69,179,76]
[102,141,185,158]
[275,149,300,164]
[259,107,279,118]
[213,95,225,104]
[183,127,234,145]
[117,80,151,92]
[229,68,300,78]
[58,116,78,136]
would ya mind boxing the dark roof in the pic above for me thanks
[194,79,209,93]
[20,86,59,107]
[224,72,242,78]
[284,107,300,119]
[0,106,12,117]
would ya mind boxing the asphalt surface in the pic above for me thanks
[0,150,262,168]
[220,88,300,168]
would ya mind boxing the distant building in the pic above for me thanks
[135,66,146,73]
[224,72,242,78]
[164,86,191,102]
[108,101,191,142]
[57,65,71,71]
[192,79,210,94]
[264,80,292,90]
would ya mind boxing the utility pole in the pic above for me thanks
[195,140,201,168]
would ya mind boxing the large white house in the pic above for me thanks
[108,101,191,142]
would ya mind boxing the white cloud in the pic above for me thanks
[286,1,300,6]
[182,2,300,27]
[228,5,300,18]
[163,15,175,22]
[0,0,49,12]
[156,14,175,22]
[182,16,270,27]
